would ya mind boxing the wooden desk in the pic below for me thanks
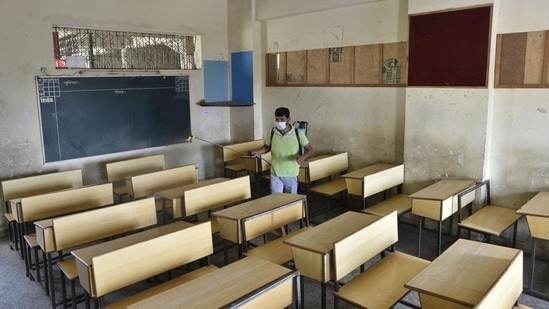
[127,256,299,309]
[342,163,404,209]
[155,177,230,219]
[213,193,308,256]
[35,198,157,307]
[242,153,271,197]
[72,221,193,298]
[409,179,475,257]
[405,239,522,308]
[3,169,83,255]
[517,191,549,296]
[283,211,380,308]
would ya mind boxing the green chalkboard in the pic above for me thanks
[37,75,190,162]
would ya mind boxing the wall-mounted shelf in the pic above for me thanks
[196,101,254,107]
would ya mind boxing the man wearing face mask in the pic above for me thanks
[250,107,314,194]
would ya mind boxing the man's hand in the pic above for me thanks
[296,156,306,166]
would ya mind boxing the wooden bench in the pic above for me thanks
[16,183,113,306]
[174,175,251,233]
[1,169,83,252]
[129,164,197,223]
[306,152,349,218]
[72,221,215,308]
[332,211,430,308]
[222,139,264,178]
[122,256,297,309]
[241,191,310,266]
[343,163,404,210]
[363,194,412,218]
[457,180,522,247]
[51,198,157,308]
[106,154,165,202]
[213,193,308,264]
[244,226,311,266]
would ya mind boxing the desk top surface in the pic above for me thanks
[300,154,330,168]
[405,239,521,306]
[342,163,400,179]
[212,193,306,220]
[408,179,475,201]
[517,191,549,217]
[72,221,192,266]
[155,177,229,199]
[284,211,379,254]
[127,256,292,309]
[34,218,53,229]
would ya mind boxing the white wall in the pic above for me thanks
[251,0,549,253]
[256,0,408,169]
[489,0,549,207]
[404,0,494,193]
[0,0,230,233]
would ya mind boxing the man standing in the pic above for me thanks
[250,107,314,194]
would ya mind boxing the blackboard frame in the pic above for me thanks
[36,75,191,162]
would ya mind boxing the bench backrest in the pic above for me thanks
[53,198,157,251]
[307,152,349,183]
[106,154,165,182]
[130,164,197,199]
[223,139,264,163]
[333,211,398,281]
[92,221,213,297]
[2,169,83,201]
[180,175,251,218]
[18,183,113,223]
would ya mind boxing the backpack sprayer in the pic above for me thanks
[186,135,271,165]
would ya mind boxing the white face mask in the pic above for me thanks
[275,121,287,130]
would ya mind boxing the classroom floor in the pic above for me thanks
[2,186,549,308]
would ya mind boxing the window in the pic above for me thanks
[53,26,201,70]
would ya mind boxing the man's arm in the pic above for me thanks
[296,143,313,165]
[249,144,270,157]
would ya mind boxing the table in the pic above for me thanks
[517,191,549,297]
[242,154,271,197]
[212,193,308,259]
[155,177,229,218]
[126,256,299,309]
[283,211,379,308]
[72,221,193,297]
[342,163,403,209]
[409,179,475,256]
[405,239,522,308]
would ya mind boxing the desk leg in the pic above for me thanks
[321,282,326,309]
[437,220,443,256]
[43,251,50,296]
[223,240,229,265]
[529,238,537,291]
[417,217,424,258]
[294,274,302,309]
[18,223,26,261]
[48,252,56,308]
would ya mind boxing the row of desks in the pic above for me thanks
[54,192,305,307]
[281,208,523,308]
[5,169,545,307]
[408,179,549,301]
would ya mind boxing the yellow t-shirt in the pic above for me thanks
[266,128,309,177]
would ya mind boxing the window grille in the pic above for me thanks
[53,26,201,70]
